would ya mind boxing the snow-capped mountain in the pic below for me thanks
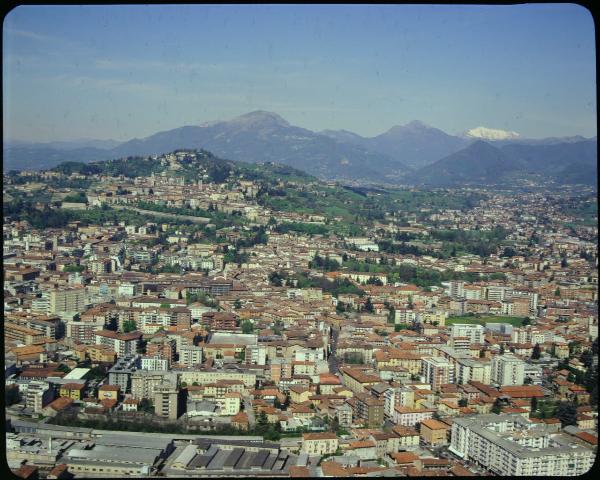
[464,126,521,141]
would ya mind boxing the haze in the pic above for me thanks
[2,4,596,143]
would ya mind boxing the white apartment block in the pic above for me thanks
[491,354,525,386]
[393,406,434,427]
[178,345,203,367]
[25,381,54,413]
[511,327,549,346]
[49,288,87,315]
[464,286,483,300]
[449,281,465,299]
[395,309,418,324]
[383,386,414,417]
[456,358,492,385]
[486,285,513,302]
[246,344,268,365]
[450,324,485,345]
[449,414,594,476]
[141,356,169,371]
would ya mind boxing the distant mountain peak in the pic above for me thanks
[465,126,520,141]
[405,120,430,129]
[231,110,290,127]
[384,120,437,136]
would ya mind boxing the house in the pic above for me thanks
[231,411,249,431]
[98,384,121,402]
[12,465,39,480]
[41,397,75,417]
[289,386,312,404]
[59,383,85,400]
[122,398,139,412]
[577,414,595,430]
[420,419,450,446]
[301,432,339,455]
[391,425,420,448]
[46,464,72,480]
[346,439,377,460]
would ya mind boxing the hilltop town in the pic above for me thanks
[3,150,598,478]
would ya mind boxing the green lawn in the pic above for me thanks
[446,316,527,327]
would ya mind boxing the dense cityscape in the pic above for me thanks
[3,148,598,477]
[4,3,598,479]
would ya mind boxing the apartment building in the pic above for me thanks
[353,392,385,428]
[130,370,177,400]
[25,381,54,413]
[491,354,525,386]
[450,324,485,345]
[95,330,141,357]
[393,406,435,427]
[449,414,594,476]
[49,288,87,315]
[420,419,450,446]
[140,356,169,371]
[4,322,46,345]
[178,345,203,367]
[146,337,176,366]
[340,367,381,394]
[107,355,140,393]
[154,382,181,420]
[456,358,492,385]
[177,370,256,389]
[301,432,339,455]
[66,316,106,344]
[421,357,453,391]
[383,386,415,417]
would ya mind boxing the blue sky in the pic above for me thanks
[3,4,596,142]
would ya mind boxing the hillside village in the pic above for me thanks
[3,150,598,478]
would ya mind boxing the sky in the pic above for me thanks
[3,4,596,142]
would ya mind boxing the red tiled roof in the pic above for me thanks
[576,432,598,445]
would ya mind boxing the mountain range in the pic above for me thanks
[4,110,597,186]
[406,138,598,187]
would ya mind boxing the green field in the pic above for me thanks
[445,316,527,327]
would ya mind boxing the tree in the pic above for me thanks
[56,364,71,374]
[387,306,396,324]
[555,287,561,297]
[364,297,374,313]
[233,299,242,309]
[585,363,598,406]
[122,319,137,333]
[139,398,154,413]
[5,385,20,406]
[580,350,594,369]
[569,341,582,357]
[241,320,254,334]
[531,396,538,413]
[531,343,542,360]
[556,401,578,427]
[330,415,340,433]
[458,398,468,408]
[491,398,502,414]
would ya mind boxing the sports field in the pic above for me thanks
[445,316,527,327]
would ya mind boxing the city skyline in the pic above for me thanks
[3,3,597,142]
